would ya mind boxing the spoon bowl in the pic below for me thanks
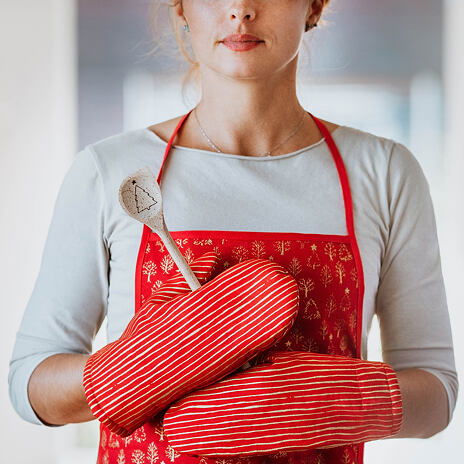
[118,166,201,291]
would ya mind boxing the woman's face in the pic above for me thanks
[177,0,318,79]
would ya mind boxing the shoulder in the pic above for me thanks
[86,127,165,166]
[77,127,166,188]
[332,123,423,181]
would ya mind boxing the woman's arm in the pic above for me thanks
[392,368,449,439]
[28,353,94,425]
[8,147,108,427]
[376,141,459,436]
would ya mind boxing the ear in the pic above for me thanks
[174,0,184,19]
[306,0,326,25]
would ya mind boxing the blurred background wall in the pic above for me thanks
[1,0,462,462]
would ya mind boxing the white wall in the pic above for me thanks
[0,0,77,461]
[437,0,464,458]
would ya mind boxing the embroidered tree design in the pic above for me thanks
[175,237,189,249]
[340,288,351,312]
[303,298,320,320]
[193,238,213,246]
[212,246,222,259]
[101,430,107,448]
[232,245,249,262]
[102,451,109,464]
[328,332,336,354]
[320,264,333,288]
[143,261,157,283]
[133,427,146,443]
[349,312,356,333]
[165,444,181,461]
[131,449,145,464]
[183,248,195,265]
[325,294,337,318]
[335,261,346,284]
[151,280,163,293]
[293,327,306,345]
[302,337,319,353]
[251,240,266,259]
[147,442,159,464]
[324,242,337,261]
[273,240,291,255]
[146,242,151,253]
[319,319,329,340]
[339,333,349,353]
[298,278,315,298]
[341,448,353,464]
[296,240,307,250]
[350,267,359,288]
[288,257,302,276]
[117,449,126,464]
[314,452,326,464]
[154,423,165,441]
[302,297,317,318]
[160,254,174,274]
[108,432,120,448]
[339,244,353,262]
[306,244,321,269]
[334,319,346,338]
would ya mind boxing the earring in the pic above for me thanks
[305,22,318,32]
[183,23,190,32]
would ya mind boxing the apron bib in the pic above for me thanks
[96,111,366,464]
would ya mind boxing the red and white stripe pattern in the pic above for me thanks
[83,252,300,437]
[163,350,403,457]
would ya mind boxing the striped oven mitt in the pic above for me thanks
[163,350,403,457]
[82,252,300,437]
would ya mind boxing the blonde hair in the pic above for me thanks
[148,0,334,105]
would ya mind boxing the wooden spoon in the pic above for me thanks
[118,166,201,291]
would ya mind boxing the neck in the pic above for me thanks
[183,61,320,157]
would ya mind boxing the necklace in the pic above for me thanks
[192,106,307,157]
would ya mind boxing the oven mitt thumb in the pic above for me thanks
[82,252,300,437]
[163,350,403,457]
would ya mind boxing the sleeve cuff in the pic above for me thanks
[416,367,456,426]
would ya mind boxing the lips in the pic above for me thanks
[221,34,263,43]
[220,34,264,52]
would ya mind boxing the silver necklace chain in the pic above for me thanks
[193,106,307,157]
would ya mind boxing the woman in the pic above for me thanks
[8,1,458,463]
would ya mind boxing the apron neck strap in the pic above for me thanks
[156,109,193,185]
[155,109,356,238]
[309,113,356,237]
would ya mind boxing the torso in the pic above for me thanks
[96,111,366,464]
[148,114,340,157]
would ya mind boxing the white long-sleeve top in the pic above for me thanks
[8,124,459,429]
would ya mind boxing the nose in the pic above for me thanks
[229,5,257,24]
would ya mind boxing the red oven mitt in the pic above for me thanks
[82,252,300,437]
[163,350,403,457]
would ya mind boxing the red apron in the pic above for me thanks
[96,111,366,464]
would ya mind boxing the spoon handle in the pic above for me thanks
[155,223,202,291]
